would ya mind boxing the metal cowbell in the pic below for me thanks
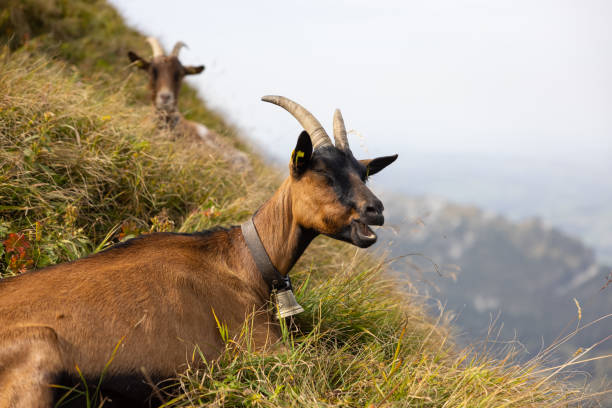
[275,288,304,319]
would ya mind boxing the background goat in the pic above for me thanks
[0,96,397,407]
[128,37,250,170]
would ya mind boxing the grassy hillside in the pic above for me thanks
[0,0,601,406]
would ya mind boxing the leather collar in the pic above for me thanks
[241,217,292,292]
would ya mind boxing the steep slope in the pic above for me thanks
[0,0,601,406]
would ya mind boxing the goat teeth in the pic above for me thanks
[356,222,376,239]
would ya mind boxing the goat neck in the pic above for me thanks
[251,179,317,276]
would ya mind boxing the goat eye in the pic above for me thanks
[152,67,158,80]
[324,174,335,186]
[174,72,180,82]
[312,169,332,185]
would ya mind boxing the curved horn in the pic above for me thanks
[261,95,332,149]
[146,37,164,58]
[333,109,351,152]
[171,41,187,57]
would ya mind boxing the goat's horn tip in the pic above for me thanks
[261,95,277,103]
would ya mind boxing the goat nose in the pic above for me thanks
[365,199,384,216]
[364,199,384,225]
[160,93,171,102]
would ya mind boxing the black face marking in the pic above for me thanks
[309,147,368,208]
[289,130,396,248]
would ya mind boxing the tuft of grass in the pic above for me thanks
[0,50,269,273]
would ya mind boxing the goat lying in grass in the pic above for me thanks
[0,95,397,407]
[128,37,250,170]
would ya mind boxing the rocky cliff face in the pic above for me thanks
[379,194,612,378]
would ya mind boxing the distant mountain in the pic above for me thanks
[379,152,612,265]
[378,194,612,379]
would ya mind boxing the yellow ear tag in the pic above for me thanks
[294,150,305,167]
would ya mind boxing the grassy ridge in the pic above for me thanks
[0,51,267,271]
[0,0,597,406]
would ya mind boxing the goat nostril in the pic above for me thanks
[366,200,383,215]
[364,204,384,226]
[366,206,379,215]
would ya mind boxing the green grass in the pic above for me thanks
[0,50,268,272]
[163,251,587,407]
[0,0,606,406]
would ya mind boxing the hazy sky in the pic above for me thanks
[111,0,612,259]
[111,0,611,162]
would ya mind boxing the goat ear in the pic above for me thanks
[184,65,205,75]
[128,51,150,70]
[360,154,398,176]
[290,131,313,177]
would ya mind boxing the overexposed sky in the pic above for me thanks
[111,0,611,163]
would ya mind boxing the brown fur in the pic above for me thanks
[0,230,273,406]
[0,129,396,406]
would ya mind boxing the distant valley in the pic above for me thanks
[376,193,612,380]
[378,151,612,264]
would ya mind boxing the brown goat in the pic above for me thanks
[0,96,397,407]
[128,38,249,170]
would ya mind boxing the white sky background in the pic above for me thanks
[111,0,612,258]
[111,0,611,160]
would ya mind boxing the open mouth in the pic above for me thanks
[328,218,382,248]
[351,219,377,246]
